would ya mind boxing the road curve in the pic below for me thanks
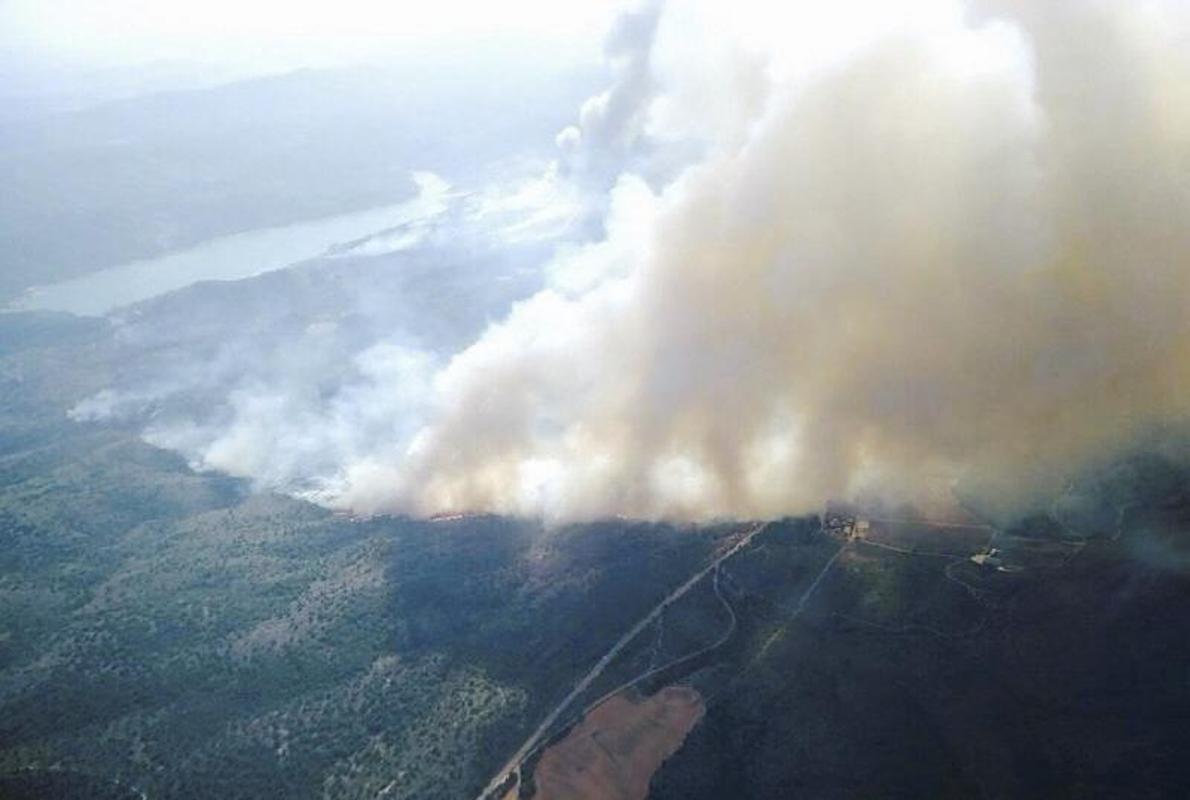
[564,560,738,730]
[474,522,768,800]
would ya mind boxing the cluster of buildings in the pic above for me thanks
[823,501,870,541]
[970,548,1004,568]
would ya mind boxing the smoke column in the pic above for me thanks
[159,0,1190,522]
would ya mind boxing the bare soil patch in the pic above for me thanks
[530,686,705,800]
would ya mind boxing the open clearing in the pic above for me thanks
[530,686,705,800]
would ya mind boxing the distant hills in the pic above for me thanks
[0,60,597,305]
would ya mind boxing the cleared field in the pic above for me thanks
[530,687,704,800]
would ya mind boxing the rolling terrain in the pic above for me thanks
[2,311,1189,798]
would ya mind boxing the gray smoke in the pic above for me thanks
[83,0,1190,523]
[338,0,1190,520]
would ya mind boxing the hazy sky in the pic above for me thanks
[0,0,624,73]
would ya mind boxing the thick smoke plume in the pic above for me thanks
[340,0,1190,521]
[107,0,1190,522]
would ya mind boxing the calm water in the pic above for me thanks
[7,173,450,317]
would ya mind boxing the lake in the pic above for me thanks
[6,172,450,317]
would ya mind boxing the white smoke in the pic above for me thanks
[556,0,664,185]
[90,0,1190,523]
